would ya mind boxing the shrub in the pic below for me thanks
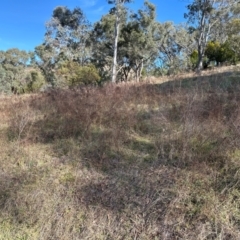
[56,61,101,87]
[205,41,237,66]
[25,71,46,93]
[190,50,198,69]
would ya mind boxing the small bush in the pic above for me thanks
[25,71,46,93]
[56,61,101,86]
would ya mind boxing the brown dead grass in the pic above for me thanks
[1,70,240,239]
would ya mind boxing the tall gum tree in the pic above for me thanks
[155,22,195,74]
[185,0,239,71]
[91,1,158,82]
[108,0,132,83]
[0,49,30,92]
[45,6,91,65]
[226,18,240,59]
[90,13,121,81]
[34,6,91,86]
[121,1,158,81]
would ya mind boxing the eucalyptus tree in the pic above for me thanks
[91,1,159,82]
[155,22,195,74]
[90,5,131,82]
[33,44,58,86]
[121,1,158,81]
[90,13,121,81]
[226,18,240,60]
[185,0,239,70]
[0,51,8,92]
[34,6,91,86]
[0,49,30,93]
[45,6,91,64]
[108,0,132,83]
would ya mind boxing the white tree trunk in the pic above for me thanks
[197,45,204,70]
[135,60,144,82]
[111,4,120,83]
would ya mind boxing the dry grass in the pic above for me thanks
[1,69,240,239]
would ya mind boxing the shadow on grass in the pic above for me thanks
[0,147,40,228]
[147,70,240,94]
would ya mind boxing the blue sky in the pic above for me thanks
[0,0,188,52]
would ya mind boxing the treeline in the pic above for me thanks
[0,0,240,93]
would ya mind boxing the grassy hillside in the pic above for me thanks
[1,69,240,239]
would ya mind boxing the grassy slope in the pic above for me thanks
[1,68,240,239]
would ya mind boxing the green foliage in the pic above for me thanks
[120,1,158,81]
[190,50,198,69]
[220,41,238,64]
[226,18,240,63]
[205,41,220,63]
[205,41,237,66]
[184,0,238,70]
[91,1,159,82]
[0,65,11,93]
[190,40,238,70]
[0,49,32,93]
[155,22,195,74]
[25,71,46,93]
[33,6,91,87]
[90,13,116,81]
[57,62,101,86]
[52,6,84,30]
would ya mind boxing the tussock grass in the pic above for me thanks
[1,70,240,239]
